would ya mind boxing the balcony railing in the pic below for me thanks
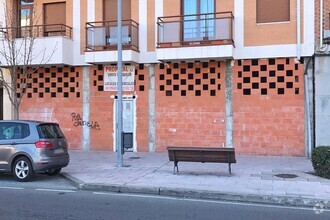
[86,20,139,52]
[0,24,73,39]
[157,12,234,48]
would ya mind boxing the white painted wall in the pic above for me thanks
[0,37,73,66]
[315,56,330,147]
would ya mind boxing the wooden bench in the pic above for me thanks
[167,147,236,175]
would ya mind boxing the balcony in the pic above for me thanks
[157,12,234,61]
[0,24,74,66]
[0,24,72,39]
[85,20,139,64]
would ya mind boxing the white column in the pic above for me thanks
[82,67,90,151]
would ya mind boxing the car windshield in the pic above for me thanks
[37,124,65,139]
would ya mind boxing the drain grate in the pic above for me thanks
[274,174,298,179]
[128,157,141,160]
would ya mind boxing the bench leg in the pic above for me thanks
[174,161,179,174]
[228,163,232,176]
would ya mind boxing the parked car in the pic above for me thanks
[0,120,70,182]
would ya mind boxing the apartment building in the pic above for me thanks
[0,0,315,156]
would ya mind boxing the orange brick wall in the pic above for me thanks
[18,60,306,156]
[88,64,149,151]
[233,58,305,156]
[89,65,114,151]
[20,66,83,149]
[19,65,149,151]
[155,61,226,151]
[135,64,150,152]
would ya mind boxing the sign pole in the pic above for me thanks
[116,0,123,167]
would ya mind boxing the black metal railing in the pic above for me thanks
[86,20,139,51]
[0,24,72,39]
[157,12,234,47]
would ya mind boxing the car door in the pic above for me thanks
[0,122,20,171]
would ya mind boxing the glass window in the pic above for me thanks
[37,124,64,139]
[257,0,290,23]
[0,122,30,140]
[182,0,215,41]
[18,0,34,26]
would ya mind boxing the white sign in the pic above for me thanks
[104,66,135,91]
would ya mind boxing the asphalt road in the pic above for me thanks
[0,173,77,190]
[0,179,329,220]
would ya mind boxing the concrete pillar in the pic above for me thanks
[148,64,156,152]
[82,66,90,151]
[225,60,234,148]
[304,57,314,157]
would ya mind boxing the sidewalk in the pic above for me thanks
[62,150,330,208]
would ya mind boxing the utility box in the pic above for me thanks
[122,132,133,152]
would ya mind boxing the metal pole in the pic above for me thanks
[116,0,123,166]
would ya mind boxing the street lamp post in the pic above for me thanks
[116,0,123,167]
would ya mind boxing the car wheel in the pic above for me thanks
[46,168,61,176]
[13,157,33,182]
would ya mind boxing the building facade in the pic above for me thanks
[0,0,316,156]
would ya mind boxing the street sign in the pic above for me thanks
[104,65,135,91]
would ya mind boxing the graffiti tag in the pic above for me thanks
[71,113,101,130]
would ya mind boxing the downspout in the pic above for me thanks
[304,58,313,158]
[297,0,301,60]
[320,0,323,48]
[298,0,312,157]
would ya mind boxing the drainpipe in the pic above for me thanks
[320,0,323,48]
[304,58,313,158]
[297,0,301,60]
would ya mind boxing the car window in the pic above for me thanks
[0,122,30,140]
[37,124,65,139]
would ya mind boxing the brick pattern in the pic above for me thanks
[135,64,149,151]
[19,66,83,149]
[236,58,301,96]
[158,61,222,97]
[155,61,226,151]
[234,58,305,156]
[20,67,80,99]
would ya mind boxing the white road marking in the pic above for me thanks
[35,189,76,193]
[0,186,24,190]
[92,191,330,212]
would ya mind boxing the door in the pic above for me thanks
[0,122,27,171]
[182,0,215,41]
[114,99,135,151]
[18,0,34,37]
[43,2,66,36]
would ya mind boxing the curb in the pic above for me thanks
[61,173,330,209]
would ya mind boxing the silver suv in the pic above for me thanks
[0,120,70,181]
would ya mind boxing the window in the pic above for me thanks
[19,0,34,26]
[182,0,215,41]
[37,124,64,139]
[18,0,34,37]
[104,0,131,21]
[43,2,66,36]
[257,0,290,23]
[0,122,30,140]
